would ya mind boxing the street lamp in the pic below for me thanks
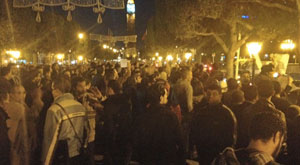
[158,56,163,61]
[155,52,159,57]
[103,44,108,49]
[247,42,262,80]
[185,52,192,61]
[77,55,83,61]
[166,55,174,61]
[56,53,64,60]
[78,33,84,39]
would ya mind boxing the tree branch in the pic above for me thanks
[241,0,297,13]
[236,20,254,31]
[192,32,229,53]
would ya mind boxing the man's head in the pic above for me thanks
[206,84,222,105]
[105,69,119,81]
[227,78,239,91]
[146,80,169,105]
[244,85,258,102]
[1,66,12,80]
[231,90,245,105]
[71,76,86,97]
[241,71,251,86]
[0,80,11,104]
[10,85,26,103]
[261,64,275,78]
[52,76,71,98]
[107,80,122,96]
[181,67,193,82]
[248,112,286,158]
[257,80,274,99]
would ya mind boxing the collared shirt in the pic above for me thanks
[42,93,88,165]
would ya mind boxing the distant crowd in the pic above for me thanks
[0,61,299,165]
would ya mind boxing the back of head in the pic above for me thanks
[71,76,85,90]
[244,85,258,102]
[108,80,122,95]
[53,76,71,93]
[180,66,191,80]
[1,67,11,77]
[192,78,204,96]
[227,78,239,91]
[0,79,11,103]
[206,83,222,94]
[231,89,245,105]
[257,80,274,98]
[146,80,168,105]
[249,112,286,142]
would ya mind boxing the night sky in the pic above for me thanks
[47,0,155,49]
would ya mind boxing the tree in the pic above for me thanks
[146,0,297,78]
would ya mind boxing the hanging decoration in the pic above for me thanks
[13,0,125,23]
[93,0,105,24]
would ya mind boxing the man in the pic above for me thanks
[212,112,286,165]
[222,78,239,107]
[271,81,291,118]
[191,84,237,165]
[42,76,88,165]
[5,85,30,165]
[253,64,275,86]
[239,79,285,148]
[0,79,11,165]
[102,80,132,165]
[133,80,185,164]
[172,67,193,116]
[240,70,251,92]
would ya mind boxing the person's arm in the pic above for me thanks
[42,107,61,165]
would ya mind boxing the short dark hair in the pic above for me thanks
[146,80,167,105]
[1,67,11,77]
[192,78,204,96]
[108,80,122,94]
[257,80,274,98]
[71,76,85,90]
[227,78,239,91]
[0,79,11,102]
[206,83,222,94]
[180,67,191,80]
[53,76,71,93]
[231,89,244,104]
[244,85,258,101]
[249,112,286,142]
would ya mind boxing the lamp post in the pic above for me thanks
[247,42,262,81]
[78,33,84,40]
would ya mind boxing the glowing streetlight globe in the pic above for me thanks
[247,42,262,56]
[166,55,174,61]
[185,52,192,60]
[78,56,83,61]
[158,56,163,61]
[155,52,159,57]
[78,33,84,39]
[56,54,64,60]
[103,44,108,49]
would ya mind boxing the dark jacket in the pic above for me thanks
[212,147,280,165]
[239,99,285,148]
[0,107,10,165]
[190,103,237,165]
[102,94,132,164]
[133,104,185,165]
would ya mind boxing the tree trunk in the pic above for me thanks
[226,48,235,78]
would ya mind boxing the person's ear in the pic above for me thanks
[273,131,281,144]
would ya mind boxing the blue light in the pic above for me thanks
[242,15,249,19]
[127,4,135,14]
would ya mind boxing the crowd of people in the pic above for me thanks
[0,61,299,165]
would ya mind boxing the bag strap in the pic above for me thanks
[55,103,84,145]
